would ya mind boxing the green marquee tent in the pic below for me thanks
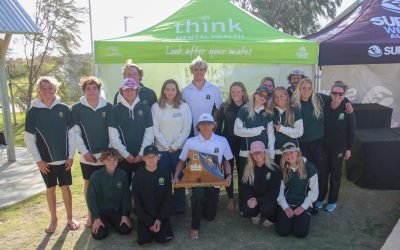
[94,0,318,64]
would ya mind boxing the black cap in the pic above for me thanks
[143,145,159,156]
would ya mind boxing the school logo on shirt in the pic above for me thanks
[58,112,64,118]
[143,100,148,105]
[172,112,182,118]
[138,110,143,117]
[101,112,106,118]
[338,113,345,120]
[206,94,211,100]
[214,147,219,153]
[262,112,267,118]
[116,181,122,189]
[266,172,271,180]
[158,177,165,186]
[337,153,343,158]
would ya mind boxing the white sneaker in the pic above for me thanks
[262,219,274,228]
[250,213,261,224]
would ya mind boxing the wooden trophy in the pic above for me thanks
[174,150,228,188]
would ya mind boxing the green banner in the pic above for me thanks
[95,0,318,64]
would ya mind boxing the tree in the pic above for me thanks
[13,0,86,109]
[232,0,342,36]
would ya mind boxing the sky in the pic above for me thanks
[11,0,355,56]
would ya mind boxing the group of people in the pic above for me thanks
[24,56,355,245]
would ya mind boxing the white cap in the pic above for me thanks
[197,113,215,125]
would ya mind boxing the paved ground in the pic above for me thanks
[0,147,45,208]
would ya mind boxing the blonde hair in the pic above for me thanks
[36,76,60,93]
[246,90,273,119]
[291,78,323,119]
[242,152,275,185]
[189,56,208,71]
[158,79,183,109]
[273,87,296,126]
[80,76,102,91]
[223,82,249,108]
[122,59,144,81]
[280,151,307,183]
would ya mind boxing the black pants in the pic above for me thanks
[225,151,240,199]
[191,187,220,230]
[318,149,345,203]
[92,211,132,240]
[276,206,311,238]
[300,139,325,203]
[137,218,174,245]
[240,199,277,222]
[274,154,282,167]
[118,159,144,187]
[237,157,248,204]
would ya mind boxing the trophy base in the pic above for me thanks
[174,180,229,188]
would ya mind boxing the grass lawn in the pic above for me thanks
[1,112,399,249]
[0,111,26,146]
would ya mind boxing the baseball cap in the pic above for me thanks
[255,86,269,94]
[250,141,265,154]
[197,113,215,125]
[290,68,305,76]
[281,142,300,153]
[143,145,159,156]
[121,78,138,90]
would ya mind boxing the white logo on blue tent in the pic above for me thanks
[381,0,400,14]
[368,45,383,57]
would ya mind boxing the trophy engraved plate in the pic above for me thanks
[174,150,228,188]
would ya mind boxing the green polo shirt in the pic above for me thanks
[25,103,71,163]
[71,102,112,154]
[107,102,153,156]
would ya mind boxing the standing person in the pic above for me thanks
[276,142,318,238]
[108,78,154,186]
[152,79,192,215]
[87,148,132,240]
[291,78,353,213]
[215,81,249,211]
[173,113,233,240]
[24,76,80,233]
[234,86,275,205]
[286,68,306,97]
[317,81,355,212]
[71,76,113,227]
[240,141,281,227]
[272,87,303,165]
[113,59,157,108]
[132,145,174,245]
[182,56,223,136]
[259,77,275,105]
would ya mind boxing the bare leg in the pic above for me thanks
[83,179,92,227]
[227,198,235,211]
[61,185,80,230]
[45,187,58,233]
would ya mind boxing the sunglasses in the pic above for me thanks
[256,93,268,99]
[331,91,345,96]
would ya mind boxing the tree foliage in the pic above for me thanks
[9,0,86,110]
[232,0,343,36]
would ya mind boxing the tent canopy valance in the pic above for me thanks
[95,0,318,64]
[306,0,400,65]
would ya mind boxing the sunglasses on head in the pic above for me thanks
[331,91,344,96]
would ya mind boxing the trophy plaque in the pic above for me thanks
[174,150,228,188]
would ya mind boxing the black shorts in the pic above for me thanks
[80,162,104,180]
[40,163,72,188]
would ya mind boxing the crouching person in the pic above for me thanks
[276,142,318,238]
[87,148,132,240]
[132,145,174,245]
[240,141,281,227]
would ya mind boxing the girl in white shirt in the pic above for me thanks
[152,79,192,214]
